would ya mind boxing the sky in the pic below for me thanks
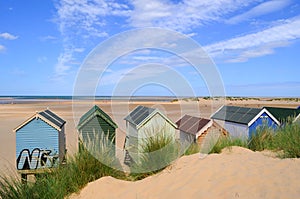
[0,0,300,97]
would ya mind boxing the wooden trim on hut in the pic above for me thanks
[196,122,228,145]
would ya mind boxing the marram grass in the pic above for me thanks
[129,130,181,180]
[209,136,247,154]
[1,123,300,198]
[210,122,300,158]
[0,132,126,199]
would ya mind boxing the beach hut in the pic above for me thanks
[124,105,177,164]
[264,107,300,124]
[13,109,66,171]
[211,106,280,139]
[176,115,227,145]
[77,105,117,154]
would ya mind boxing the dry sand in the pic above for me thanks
[71,147,300,199]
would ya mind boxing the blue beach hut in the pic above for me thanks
[211,106,280,139]
[13,109,66,171]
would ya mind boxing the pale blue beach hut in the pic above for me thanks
[13,109,66,171]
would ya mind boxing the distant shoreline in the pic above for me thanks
[0,96,177,104]
[0,96,299,105]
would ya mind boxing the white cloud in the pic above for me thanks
[0,45,6,52]
[55,0,130,38]
[0,32,18,40]
[54,51,73,78]
[54,0,300,78]
[204,16,300,62]
[53,0,259,79]
[227,0,292,24]
[128,0,259,32]
[54,0,131,78]
[225,41,289,63]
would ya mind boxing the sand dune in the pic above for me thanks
[71,147,300,199]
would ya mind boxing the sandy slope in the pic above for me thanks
[70,147,300,199]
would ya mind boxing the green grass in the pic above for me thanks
[269,123,300,158]
[248,125,275,151]
[184,142,201,155]
[0,148,126,199]
[247,123,300,158]
[0,133,126,199]
[2,123,300,198]
[209,122,300,158]
[209,136,247,154]
[129,131,180,180]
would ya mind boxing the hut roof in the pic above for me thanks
[264,107,300,122]
[77,105,117,130]
[124,105,155,126]
[176,115,211,135]
[13,109,66,132]
[124,105,176,129]
[211,106,262,125]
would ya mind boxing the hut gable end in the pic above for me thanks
[77,105,117,155]
[124,106,177,130]
[137,111,177,130]
[13,109,65,133]
[77,105,117,130]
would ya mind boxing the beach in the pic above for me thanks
[1,98,300,199]
[0,97,299,175]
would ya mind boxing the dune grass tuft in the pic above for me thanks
[271,123,300,158]
[129,131,180,180]
[248,125,275,151]
[184,142,201,156]
[209,136,247,154]
[210,122,300,158]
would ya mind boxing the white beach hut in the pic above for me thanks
[123,105,177,164]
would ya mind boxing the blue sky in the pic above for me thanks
[0,0,300,97]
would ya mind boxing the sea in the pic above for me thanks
[0,96,180,104]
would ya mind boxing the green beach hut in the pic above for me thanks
[77,105,117,155]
